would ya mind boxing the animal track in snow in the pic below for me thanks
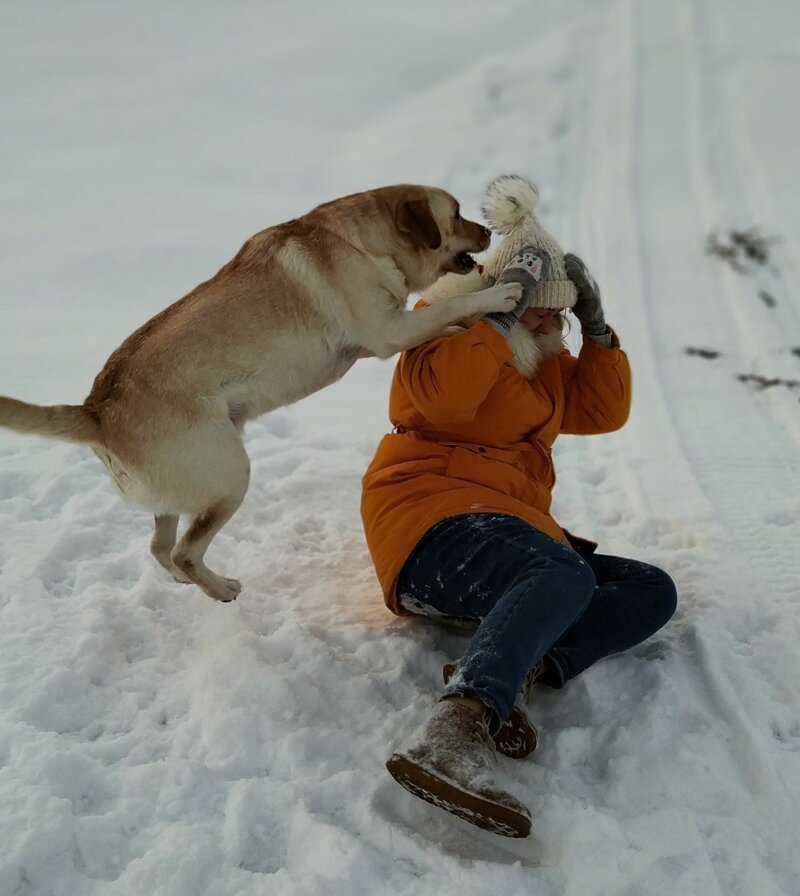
[580,466,607,487]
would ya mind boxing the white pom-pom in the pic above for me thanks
[481,175,539,234]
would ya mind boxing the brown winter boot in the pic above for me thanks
[386,700,532,838]
[442,661,540,759]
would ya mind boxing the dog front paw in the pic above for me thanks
[482,281,524,312]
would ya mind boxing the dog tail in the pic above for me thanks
[0,396,101,445]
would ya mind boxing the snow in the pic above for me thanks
[1,1,799,893]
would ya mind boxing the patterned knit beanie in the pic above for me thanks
[481,175,577,310]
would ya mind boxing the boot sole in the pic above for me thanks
[442,664,538,759]
[386,753,532,838]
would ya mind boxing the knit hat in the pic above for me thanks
[481,175,577,310]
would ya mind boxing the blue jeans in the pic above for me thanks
[396,514,677,728]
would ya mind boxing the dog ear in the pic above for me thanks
[396,198,442,250]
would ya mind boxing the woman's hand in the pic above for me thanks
[564,254,608,337]
[484,248,551,338]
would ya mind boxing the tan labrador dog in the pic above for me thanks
[0,184,522,601]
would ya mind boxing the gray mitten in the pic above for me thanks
[564,253,607,336]
[484,247,551,338]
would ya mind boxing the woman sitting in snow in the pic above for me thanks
[360,176,677,839]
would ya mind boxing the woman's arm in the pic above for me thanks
[396,321,514,425]
[558,254,632,433]
[559,331,632,434]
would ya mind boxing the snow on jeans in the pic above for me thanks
[395,513,677,730]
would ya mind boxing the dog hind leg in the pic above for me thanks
[150,514,192,583]
[171,493,246,602]
[135,416,251,601]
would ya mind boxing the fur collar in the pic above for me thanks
[505,321,566,378]
[420,270,567,378]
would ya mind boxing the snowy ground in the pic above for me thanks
[1,1,799,894]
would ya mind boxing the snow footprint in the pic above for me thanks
[288,515,329,554]
[580,465,607,487]
[42,751,120,816]
[221,778,293,874]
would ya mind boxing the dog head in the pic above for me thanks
[374,185,491,291]
[311,184,491,294]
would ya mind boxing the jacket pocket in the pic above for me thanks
[523,439,556,489]
[445,445,542,507]
[363,434,425,483]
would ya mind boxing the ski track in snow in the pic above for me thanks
[619,1,799,889]
[525,2,799,891]
[1,2,799,894]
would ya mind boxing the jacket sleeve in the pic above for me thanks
[559,330,632,434]
[396,321,514,425]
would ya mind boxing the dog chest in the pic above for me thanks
[218,340,361,421]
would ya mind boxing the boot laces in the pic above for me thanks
[473,713,498,760]
[521,660,544,704]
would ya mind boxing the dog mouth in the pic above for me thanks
[455,251,477,273]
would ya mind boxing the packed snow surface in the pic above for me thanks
[1,1,799,894]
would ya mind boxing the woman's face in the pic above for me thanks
[519,307,562,335]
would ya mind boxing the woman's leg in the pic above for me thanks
[396,514,596,728]
[545,552,678,685]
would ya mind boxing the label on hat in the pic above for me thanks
[502,248,545,281]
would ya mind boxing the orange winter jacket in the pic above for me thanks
[361,320,632,614]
